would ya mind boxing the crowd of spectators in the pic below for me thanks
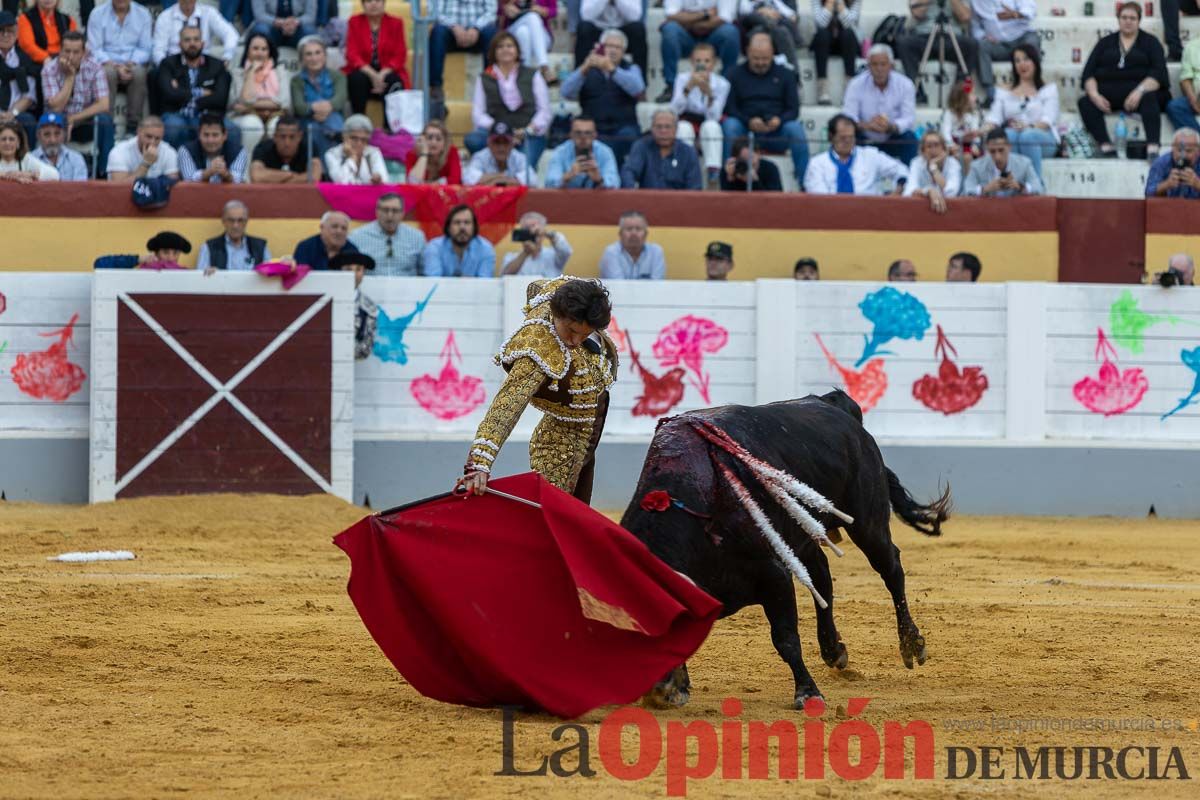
[0,0,1196,203]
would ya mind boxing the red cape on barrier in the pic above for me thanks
[333,472,722,719]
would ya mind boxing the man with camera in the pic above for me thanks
[545,115,620,189]
[1146,129,1200,199]
[720,135,782,191]
[621,109,703,190]
[896,0,978,104]
[656,0,741,104]
[670,43,729,181]
[501,211,573,277]
[561,27,643,165]
[1155,254,1196,287]
[576,0,648,78]
[963,128,1041,196]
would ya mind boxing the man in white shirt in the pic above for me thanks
[804,113,908,194]
[500,212,572,277]
[657,0,742,103]
[970,0,1039,103]
[598,210,667,280]
[107,115,180,182]
[87,0,153,129]
[463,121,534,186]
[151,0,240,64]
[841,44,918,164]
[670,42,729,177]
[577,0,648,78]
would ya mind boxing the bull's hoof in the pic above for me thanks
[900,634,927,669]
[642,665,691,709]
[643,683,690,709]
[794,690,825,711]
[822,641,849,670]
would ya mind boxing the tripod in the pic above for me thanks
[916,2,970,109]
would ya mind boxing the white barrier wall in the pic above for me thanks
[0,274,92,435]
[1045,285,1200,441]
[354,277,1200,443]
[2,275,1199,448]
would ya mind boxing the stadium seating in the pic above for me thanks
[46,0,1189,197]
[428,0,1194,198]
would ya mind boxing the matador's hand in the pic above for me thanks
[456,471,489,496]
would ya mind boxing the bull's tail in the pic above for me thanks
[886,468,951,536]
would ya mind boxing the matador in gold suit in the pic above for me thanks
[464,277,619,503]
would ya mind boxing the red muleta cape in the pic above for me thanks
[333,472,722,719]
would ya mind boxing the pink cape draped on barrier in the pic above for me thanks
[254,260,312,290]
[316,184,527,244]
[333,472,722,719]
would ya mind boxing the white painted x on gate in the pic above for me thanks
[115,293,334,495]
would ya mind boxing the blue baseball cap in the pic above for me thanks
[38,112,66,129]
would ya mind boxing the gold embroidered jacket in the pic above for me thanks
[467,277,618,475]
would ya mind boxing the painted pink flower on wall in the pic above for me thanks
[1073,328,1148,416]
[11,313,87,402]
[651,315,729,403]
[410,331,487,421]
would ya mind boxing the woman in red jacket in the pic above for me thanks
[344,0,411,114]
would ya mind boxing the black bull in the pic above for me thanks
[619,390,950,707]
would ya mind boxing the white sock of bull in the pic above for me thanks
[717,462,829,610]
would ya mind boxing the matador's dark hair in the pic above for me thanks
[549,280,611,330]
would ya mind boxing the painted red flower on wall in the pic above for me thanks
[11,313,87,402]
[410,331,487,421]
[652,315,729,403]
[1073,328,1148,416]
[815,333,888,413]
[912,325,989,415]
[628,331,686,417]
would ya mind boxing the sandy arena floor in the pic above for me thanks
[1,495,1198,799]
